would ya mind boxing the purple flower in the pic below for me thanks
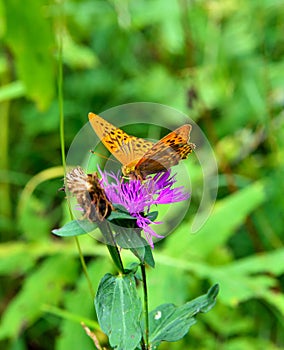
[99,169,190,248]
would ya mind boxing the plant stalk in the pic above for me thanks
[57,20,94,298]
[141,263,149,349]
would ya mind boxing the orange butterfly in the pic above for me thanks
[88,112,195,179]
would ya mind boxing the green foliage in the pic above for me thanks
[94,271,217,349]
[52,219,98,237]
[1,0,284,349]
[164,180,266,259]
[56,260,111,350]
[95,272,143,350]
[0,255,79,340]
[148,284,219,347]
[2,0,55,109]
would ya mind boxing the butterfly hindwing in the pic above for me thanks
[134,125,195,177]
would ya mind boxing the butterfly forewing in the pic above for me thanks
[88,113,154,165]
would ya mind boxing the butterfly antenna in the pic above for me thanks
[89,150,119,164]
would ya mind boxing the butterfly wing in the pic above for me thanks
[134,124,195,177]
[88,113,154,165]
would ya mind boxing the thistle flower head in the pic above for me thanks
[99,169,190,248]
[65,166,190,248]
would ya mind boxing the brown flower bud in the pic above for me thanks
[65,167,113,222]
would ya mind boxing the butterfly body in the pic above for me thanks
[88,112,195,179]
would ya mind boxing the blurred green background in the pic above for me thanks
[1,0,284,349]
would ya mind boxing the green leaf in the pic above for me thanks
[0,256,78,339]
[144,245,155,268]
[0,81,26,102]
[129,244,146,264]
[146,264,190,311]
[211,248,284,307]
[3,0,55,109]
[154,248,284,314]
[224,336,284,350]
[56,260,112,350]
[148,284,219,347]
[52,220,97,237]
[95,273,142,350]
[113,227,155,267]
[129,243,155,268]
[106,244,124,273]
[108,208,137,221]
[61,31,99,69]
[19,195,51,241]
[125,262,140,275]
[147,211,159,221]
[113,226,145,248]
[219,248,284,276]
[165,181,266,259]
[0,242,35,275]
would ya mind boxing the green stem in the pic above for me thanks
[58,23,66,171]
[0,55,12,230]
[75,236,95,299]
[141,263,149,349]
[42,304,99,330]
[0,99,11,223]
[57,17,94,298]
